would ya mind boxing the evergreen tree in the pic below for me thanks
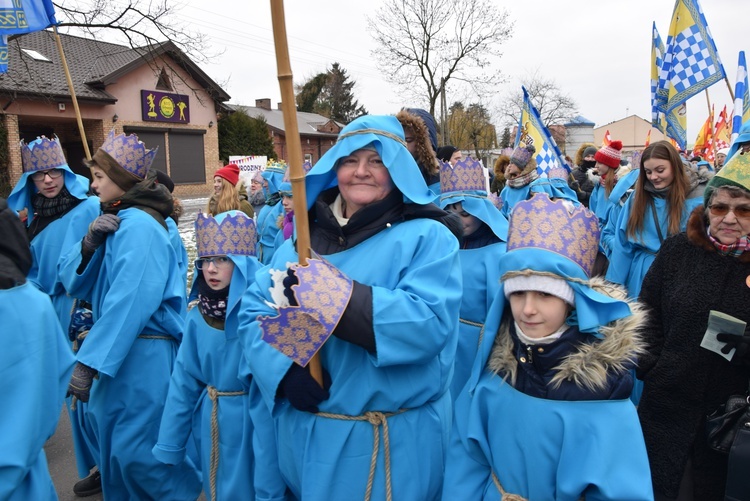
[218,110,276,163]
[500,127,511,148]
[295,63,367,123]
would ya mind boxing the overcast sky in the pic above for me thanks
[172,0,745,142]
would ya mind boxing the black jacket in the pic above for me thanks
[637,206,750,499]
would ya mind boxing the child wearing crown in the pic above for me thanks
[443,193,653,500]
[58,130,200,499]
[154,211,275,500]
[439,156,509,400]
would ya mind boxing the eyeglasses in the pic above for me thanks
[196,256,232,270]
[709,204,750,220]
[30,169,63,181]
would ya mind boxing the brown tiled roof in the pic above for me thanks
[0,30,230,105]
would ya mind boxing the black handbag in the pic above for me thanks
[706,387,750,455]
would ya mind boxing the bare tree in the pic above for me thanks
[498,72,578,129]
[53,0,212,62]
[368,0,512,117]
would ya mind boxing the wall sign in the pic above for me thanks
[141,90,190,124]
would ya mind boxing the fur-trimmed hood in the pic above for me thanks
[686,205,750,263]
[487,276,647,393]
[575,142,596,167]
[396,109,440,177]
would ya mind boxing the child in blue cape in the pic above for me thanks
[444,193,653,501]
[256,161,288,264]
[59,130,200,500]
[154,211,264,501]
[0,197,75,501]
[439,156,509,400]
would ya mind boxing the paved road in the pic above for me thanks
[46,196,208,500]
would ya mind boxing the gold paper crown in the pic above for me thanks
[99,130,157,179]
[440,157,486,194]
[508,193,600,277]
[195,211,257,257]
[20,136,68,173]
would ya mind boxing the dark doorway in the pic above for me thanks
[63,140,93,181]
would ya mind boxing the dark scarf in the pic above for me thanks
[196,274,229,321]
[28,186,82,240]
[101,170,173,223]
[462,222,500,250]
[32,185,78,217]
[643,180,670,199]
[581,159,596,172]
[265,192,282,207]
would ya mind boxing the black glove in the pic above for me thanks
[280,363,331,413]
[82,214,121,254]
[67,362,98,402]
[282,267,299,306]
[717,332,750,365]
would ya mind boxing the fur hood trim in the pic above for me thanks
[586,169,601,185]
[686,205,750,263]
[494,154,510,179]
[396,109,439,176]
[487,276,647,392]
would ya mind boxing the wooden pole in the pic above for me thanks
[269,0,323,387]
[704,90,716,160]
[725,76,736,102]
[53,26,91,160]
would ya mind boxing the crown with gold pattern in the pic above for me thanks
[21,136,69,173]
[265,160,288,175]
[507,193,600,277]
[259,258,353,366]
[99,129,157,179]
[195,211,257,257]
[440,157,487,194]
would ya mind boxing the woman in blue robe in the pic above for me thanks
[0,197,75,501]
[439,157,508,400]
[599,168,639,259]
[154,211,263,501]
[59,131,200,500]
[443,193,653,501]
[605,141,707,299]
[238,115,461,500]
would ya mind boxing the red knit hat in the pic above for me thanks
[215,163,240,186]
[594,141,623,169]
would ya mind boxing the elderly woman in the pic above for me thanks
[239,115,462,500]
[637,151,750,500]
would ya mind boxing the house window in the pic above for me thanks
[168,131,206,184]
[21,48,51,62]
[304,153,312,163]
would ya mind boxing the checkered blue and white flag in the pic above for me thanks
[662,0,725,115]
[513,86,569,178]
[732,51,749,143]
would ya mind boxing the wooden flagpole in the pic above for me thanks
[52,26,91,160]
[269,0,323,386]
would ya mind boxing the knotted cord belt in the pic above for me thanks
[206,385,247,501]
[492,472,528,501]
[316,409,407,501]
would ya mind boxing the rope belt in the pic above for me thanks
[316,408,408,501]
[491,472,528,501]
[459,318,484,328]
[206,385,247,501]
[137,334,175,341]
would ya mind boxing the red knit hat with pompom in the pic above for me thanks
[215,163,240,186]
[594,140,623,169]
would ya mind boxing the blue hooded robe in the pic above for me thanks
[239,115,461,500]
[257,165,287,264]
[443,223,653,501]
[59,206,201,501]
[599,169,639,258]
[439,186,508,401]
[154,212,263,500]
[0,282,75,500]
